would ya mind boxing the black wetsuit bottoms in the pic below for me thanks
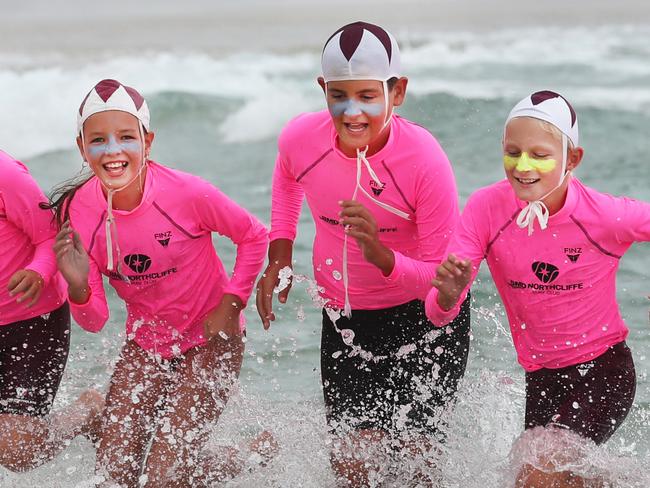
[525,341,636,444]
[0,302,70,416]
[321,296,471,437]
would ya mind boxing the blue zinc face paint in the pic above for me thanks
[87,134,142,158]
[328,99,385,117]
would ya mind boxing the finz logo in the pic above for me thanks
[564,247,582,263]
[532,261,560,284]
[576,362,594,377]
[369,179,386,196]
[154,231,172,248]
[124,254,152,273]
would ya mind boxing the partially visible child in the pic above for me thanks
[51,79,271,486]
[426,91,649,487]
[0,150,102,471]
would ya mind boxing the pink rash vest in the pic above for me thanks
[426,177,650,371]
[68,161,268,358]
[270,111,459,310]
[0,151,66,325]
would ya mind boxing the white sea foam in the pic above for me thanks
[1,25,649,159]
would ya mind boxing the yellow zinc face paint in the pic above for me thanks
[503,152,557,173]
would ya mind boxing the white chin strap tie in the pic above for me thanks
[516,133,570,236]
[82,124,147,277]
[341,145,410,317]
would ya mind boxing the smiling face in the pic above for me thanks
[320,77,407,157]
[503,116,576,204]
[78,110,153,192]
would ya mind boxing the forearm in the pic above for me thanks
[369,243,395,277]
[68,281,91,305]
[267,238,293,264]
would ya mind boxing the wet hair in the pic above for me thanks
[40,170,93,228]
[386,77,399,91]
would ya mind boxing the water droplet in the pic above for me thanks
[572,402,579,409]
[325,258,333,265]
[332,270,342,281]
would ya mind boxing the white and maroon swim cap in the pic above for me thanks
[505,90,579,147]
[77,79,150,133]
[321,21,401,83]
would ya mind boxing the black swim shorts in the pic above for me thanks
[320,296,471,437]
[525,340,636,445]
[0,302,71,416]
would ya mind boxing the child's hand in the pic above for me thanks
[54,222,90,303]
[204,294,244,340]
[256,239,293,330]
[339,200,394,276]
[431,254,472,311]
[7,269,44,307]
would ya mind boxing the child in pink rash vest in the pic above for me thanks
[426,90,648,486]
[0,151,66,325]
[66,161,265,356]
[256,21,470,485]
[51,79,270,486]
[0,150,104,471]
[271,110,458,309]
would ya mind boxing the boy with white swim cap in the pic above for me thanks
[256,21,470,484]
[426,90,649,486]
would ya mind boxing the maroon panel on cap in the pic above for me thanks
[95,79,122,102]
[78,90,92,116]
[531,90,577,127]
[79,79,121,115]
[325,21,392,63]
[123,85,145,110]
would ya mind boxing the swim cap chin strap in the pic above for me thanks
[81,123,148,276]
[341,145,410,317]
[516,133,571,236]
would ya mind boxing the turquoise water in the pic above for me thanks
[1,24,649,487]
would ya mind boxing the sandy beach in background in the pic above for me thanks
[2,0,650,64]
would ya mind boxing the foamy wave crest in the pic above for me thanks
[0,24,648,158]
[0,51,322,159]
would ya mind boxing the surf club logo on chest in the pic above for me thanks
[508,260,584,295]
[108,253,178,283]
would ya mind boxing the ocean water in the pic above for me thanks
[1,24,649,487]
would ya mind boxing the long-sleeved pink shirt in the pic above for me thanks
[0,151,66,325]
[68,162,268,358]
[426,177,650,371]
[271,111,459,310]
